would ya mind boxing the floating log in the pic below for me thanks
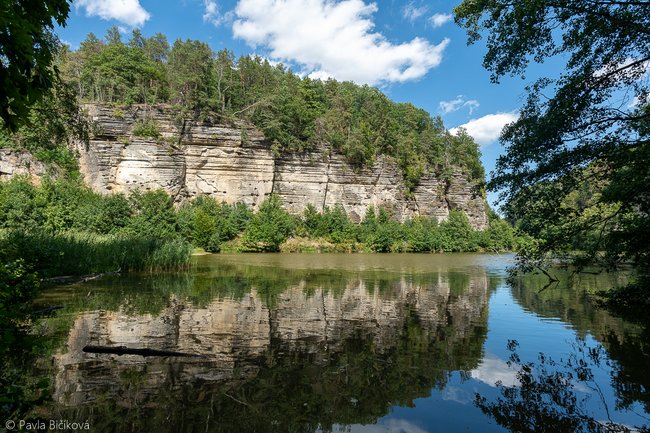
[44,269,121,285]
[82,345,208,358]
[32,305,64,316]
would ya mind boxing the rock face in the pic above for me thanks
[0,149,48,182]
[0,104,489,229]
[78,105,489,228]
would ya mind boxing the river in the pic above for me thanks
[34,253,649,433]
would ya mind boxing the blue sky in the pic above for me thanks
[56,0,552,210]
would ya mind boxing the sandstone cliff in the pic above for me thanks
[0,104,489,229]
[0,149,48,182]
[79,104,489,229]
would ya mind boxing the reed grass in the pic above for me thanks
[0,230,192,277]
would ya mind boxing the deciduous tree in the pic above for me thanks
[0,0,71,131]
[455,0,650,312]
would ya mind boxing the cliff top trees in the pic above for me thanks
[0,0,71,131]
[454,1,650,311]
[53,29,486,192]
[168,39,213,114]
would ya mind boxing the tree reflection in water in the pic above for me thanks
[475,340,649,433]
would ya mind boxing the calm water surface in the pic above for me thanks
[36,254,649,433]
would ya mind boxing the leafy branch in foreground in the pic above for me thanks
[455,0,650,313]
[0,0,71,131]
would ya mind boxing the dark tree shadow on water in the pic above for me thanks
[475,340,650,433]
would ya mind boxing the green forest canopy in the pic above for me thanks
[46,28,485,191]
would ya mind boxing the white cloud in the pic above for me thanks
[442,386,473,404]
[232,0,450,85]
[61,39,77,50]
[450,112,518,146]
[203,0,234,26]
[594,57,650,79]
[308,70,334,81]
[470,355,520,387]
[402,2,428,22]
[204,0,219,21]
[430,13,452,28]
[629,91,650,108]
[75,0,150,27]
[383,419,430,433]
[322,419,430,433]
[439,95,479,115]
[464,100,480,114]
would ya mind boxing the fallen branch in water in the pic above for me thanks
[537,266,559,283]
[31,305,64,316]
[82,345,208,358]
[44,269,121,285]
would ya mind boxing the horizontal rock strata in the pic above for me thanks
[0,104,489,229]
[0,149,47,182]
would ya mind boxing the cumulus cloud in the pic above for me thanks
[439,95,479,115]
[470,355,520,387]
[204,0,219,22]
[203,0,234,26]
[450,112,518,146]
[402,2,428,22]
[75,0,150,27]
[232,0,449,85]
[430,13,452,28]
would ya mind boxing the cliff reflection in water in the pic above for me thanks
[49,261,491,432]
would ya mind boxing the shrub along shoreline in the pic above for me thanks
[0,176,525,266]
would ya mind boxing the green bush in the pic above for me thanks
[131,118,161,139]
[33,147,78,172]
[0,177,521,257]
[243,195,294,252]
[0,177,43,230]
[439,210,476,252]
[178,197,252,252]
[95,194,132,234]
[40,177,94,232]
[404,217,439,252]
[125,190,178,239]
[301,204,356,243]
[484,218,517,251]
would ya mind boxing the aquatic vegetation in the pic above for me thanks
[1,230,192,276]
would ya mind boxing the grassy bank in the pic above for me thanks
[1,230,192,277]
